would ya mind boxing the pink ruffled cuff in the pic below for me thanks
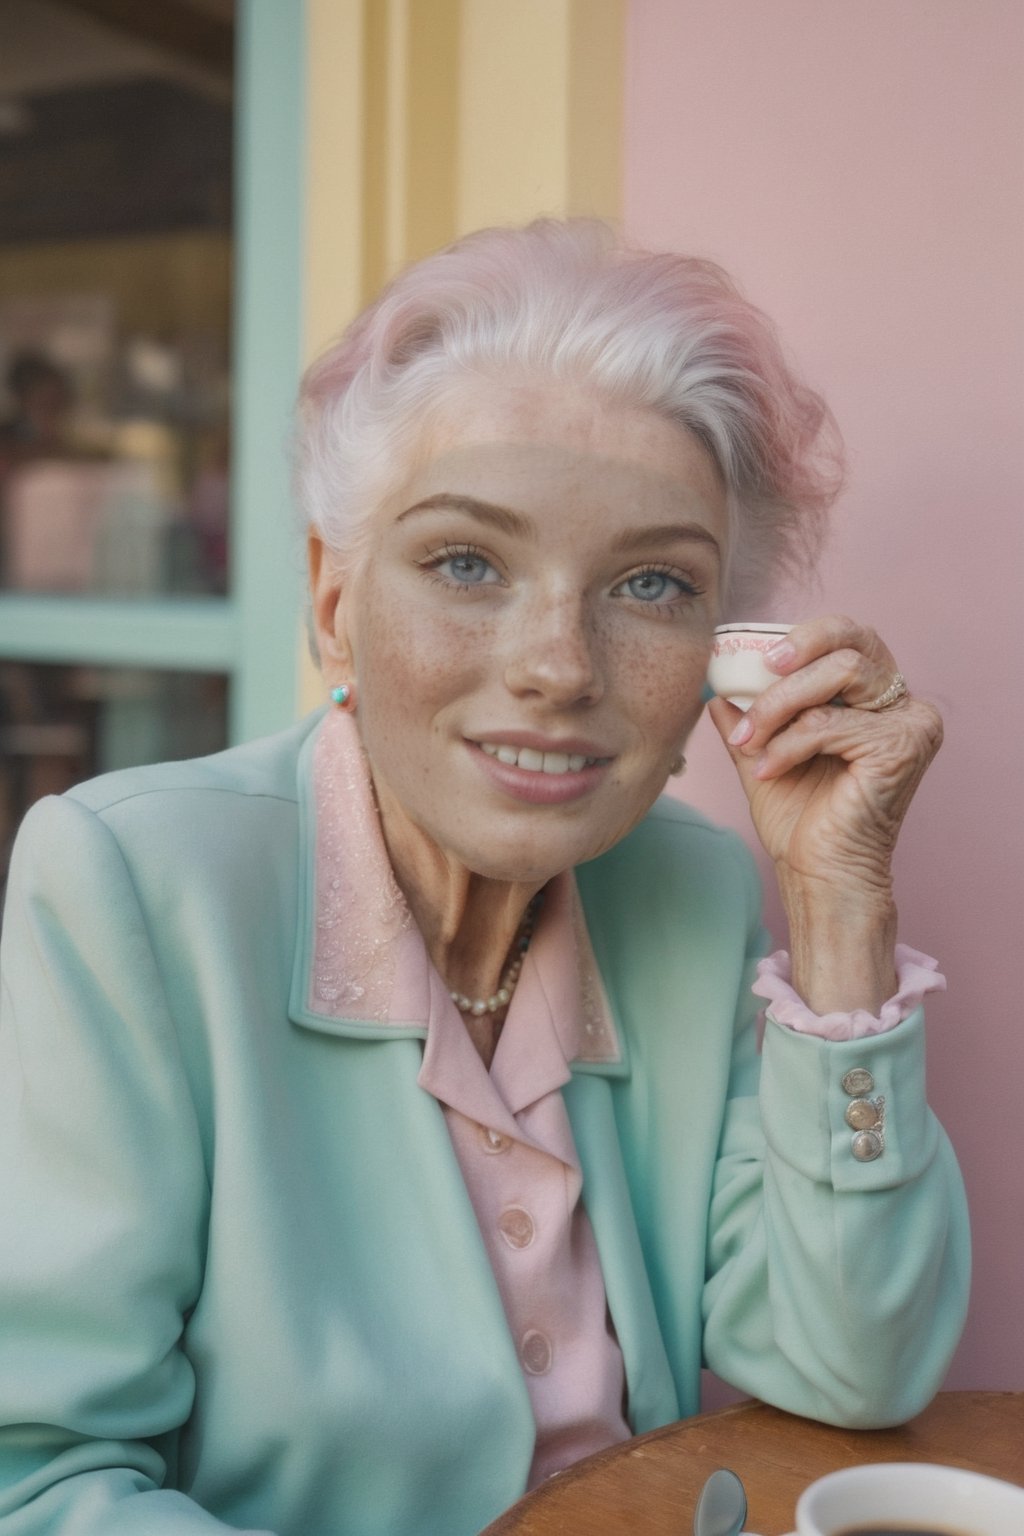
[752,944,946,1042]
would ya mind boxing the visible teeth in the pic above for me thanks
[541,752,570,775]
[478,742,601,773]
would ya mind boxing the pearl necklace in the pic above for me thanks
[449,895,541,1018]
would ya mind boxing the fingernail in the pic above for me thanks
[766,639,796,670]
[728,716,753,747]
[754,755,771,778]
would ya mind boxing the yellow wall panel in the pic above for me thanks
[305,0,366,364]
[404,0,460,262]
[567,0,624,222]
[457,0,571,231]
[458,0,624,232]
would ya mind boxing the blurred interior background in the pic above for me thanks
[0,0,236,887]
[0,0,1020,1399]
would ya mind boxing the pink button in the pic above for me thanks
[481,1126,511,1155]
[498,1206,535,1249]
[520,1330,553,1375]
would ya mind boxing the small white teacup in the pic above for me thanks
[707,623,793,710]
[788,1461,1024,1536]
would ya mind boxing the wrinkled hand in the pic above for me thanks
[708,615,943,904]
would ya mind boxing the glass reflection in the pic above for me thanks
[0,662,228,901]
[0,0,234,597]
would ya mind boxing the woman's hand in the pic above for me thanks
[707,615,943,1012]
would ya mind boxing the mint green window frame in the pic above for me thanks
[0,0,306,746]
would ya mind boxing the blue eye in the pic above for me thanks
[615,567,699,605]
[443,551,495,584]
[626,570,675,601]
[423,544,502,587]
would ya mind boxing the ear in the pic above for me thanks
[308,532,354,679]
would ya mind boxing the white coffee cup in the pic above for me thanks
[707,622,793,710]
[786,1461,1024,1536]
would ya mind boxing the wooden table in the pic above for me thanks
[480,1392,1024,1535]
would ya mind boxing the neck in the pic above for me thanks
[375,784,545,1066]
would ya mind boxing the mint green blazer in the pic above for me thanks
[0,713,969,1536]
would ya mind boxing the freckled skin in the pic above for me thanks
[309,382,728,1002]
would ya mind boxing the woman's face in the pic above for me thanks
[311,383,729,884]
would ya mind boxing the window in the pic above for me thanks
[0,0,304,897]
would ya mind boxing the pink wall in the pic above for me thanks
[625,0,1024,1391]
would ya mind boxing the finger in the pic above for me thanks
[751,697,941,784]
[726,648,905,753]
[706,696,771,804]
[707,694,746,746]
[761,614,895,681]
[708,695,821,812]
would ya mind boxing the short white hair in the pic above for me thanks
[294,219,843,613]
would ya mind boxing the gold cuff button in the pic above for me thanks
[851,1129,884,1162]
[842,1067,875,1096]
[845,1098,882,1131]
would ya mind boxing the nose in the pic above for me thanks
[503,591,604,708]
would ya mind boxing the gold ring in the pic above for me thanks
[852,671,909,711]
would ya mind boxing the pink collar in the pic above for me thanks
[298,710,623,1087]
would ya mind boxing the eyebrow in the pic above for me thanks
[397,493,721,561]
[611,521,721,561]
[396,494,535,539]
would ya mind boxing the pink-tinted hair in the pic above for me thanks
[294,219,843,611]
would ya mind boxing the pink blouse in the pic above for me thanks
[308,710,945,1487]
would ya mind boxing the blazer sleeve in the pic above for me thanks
[0,796,274,1535]
[700,843,971,1427]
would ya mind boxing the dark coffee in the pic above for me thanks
[833,1524,975,1536]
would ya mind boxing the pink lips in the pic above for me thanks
[466,737,613,805]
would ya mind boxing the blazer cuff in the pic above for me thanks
[759,1005,938,1191]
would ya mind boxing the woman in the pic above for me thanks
[0,221,968,1536]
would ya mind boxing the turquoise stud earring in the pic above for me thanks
[331,684,351,708]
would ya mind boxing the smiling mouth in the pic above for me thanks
[475,742,611,774]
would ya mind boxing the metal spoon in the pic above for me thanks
[693,1467,748,1536]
